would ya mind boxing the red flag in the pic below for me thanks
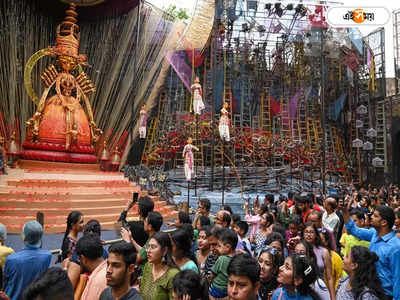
[186,49,204,68]
[270,95,281,116]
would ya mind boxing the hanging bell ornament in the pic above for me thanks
[352,138,363,148]
[366,128,377,138]
[356,105,368,115]
[372,157,384,167]
[363,141,373,151]
[355,120,363,128]
[100,141,109,161]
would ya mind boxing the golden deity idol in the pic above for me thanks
[22,3,101,163]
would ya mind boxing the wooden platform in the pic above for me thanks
[0,160,177,234]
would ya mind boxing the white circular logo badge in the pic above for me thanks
[327,6,390,27]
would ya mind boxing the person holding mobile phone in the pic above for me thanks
[119,195,153,248]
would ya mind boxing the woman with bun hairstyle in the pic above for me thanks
[271,254,321,300]
[336,246,384,300]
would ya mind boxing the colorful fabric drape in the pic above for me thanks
[186,48,204,68]
[328,93,347,121]
[289,88,304,119]
[165,50,193,92]
[348,28,363,55]
[342,49,359,71]
[367,48,372,68]
[269,95,281,116]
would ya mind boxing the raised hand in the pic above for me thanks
[120,227,132,243]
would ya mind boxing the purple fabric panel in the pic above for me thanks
[289,87,304,119]
[165,51,192,92]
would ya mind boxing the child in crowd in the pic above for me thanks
[202,226,223,280]
[227,254,261,300]
[194,215,211,247]
[196,225,212,275]
[209,228,238,299]
[244,200,269,236]
[233,220,252,255]
[167,211,191,228]
[285,215,302,254]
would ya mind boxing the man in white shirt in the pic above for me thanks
[322,197,340,232]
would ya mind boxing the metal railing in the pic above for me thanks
[49,228,178,255]
[50,238,124,255]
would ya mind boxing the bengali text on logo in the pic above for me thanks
[327,7,390,27]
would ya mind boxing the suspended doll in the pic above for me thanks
[190,77,205,115]
[139,105,147,139]
[182,137,199,182]
[219,103,230,141]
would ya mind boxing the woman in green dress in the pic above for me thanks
[140,231,179,300]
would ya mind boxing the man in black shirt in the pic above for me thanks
[100,242,142,300]
[119,196,154,247]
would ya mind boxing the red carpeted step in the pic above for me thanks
[1,186,139,193]
[0,198,130,209]
[1,160,177,234]
[0,191,138,200]
[7,179,135,188]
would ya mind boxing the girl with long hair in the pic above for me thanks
[257,246,282,300]
[60,211,83,261]
[172,270,209,300]
[336,246,384,300]
[170,229,199,273]
[302,222,335,300]
[319,228,343,289]
[140,231,179,300]
[294,239,330,300]
[271,254,320,300]
[251,212,274,255]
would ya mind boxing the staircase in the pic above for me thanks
[0,160,177,234]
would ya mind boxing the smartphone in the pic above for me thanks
[122,218,129,230]
[132,192,139,204]
[126,192,139,213]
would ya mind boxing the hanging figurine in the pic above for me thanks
[219,102,230,141]
[139,105,147,139]
[182,137,199,182]
[191,76,205,115]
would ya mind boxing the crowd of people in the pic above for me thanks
[0,184,400,300]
